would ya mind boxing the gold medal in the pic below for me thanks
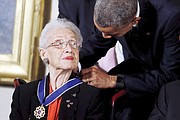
[34,105,45,119]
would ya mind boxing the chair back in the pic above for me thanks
[13,78,26,88]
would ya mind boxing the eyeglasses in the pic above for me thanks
[47,40,82,49]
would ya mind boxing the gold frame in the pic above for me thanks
[0,0,44,85]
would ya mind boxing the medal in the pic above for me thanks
[34,105,45,119]
[34,76,83,119]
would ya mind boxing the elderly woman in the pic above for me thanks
[10,18,106,120]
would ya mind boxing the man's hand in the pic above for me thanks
[81,66,117,88]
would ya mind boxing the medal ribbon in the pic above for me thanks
[37,77,83,106]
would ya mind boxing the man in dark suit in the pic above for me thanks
[79,0,180,119]
[59,0,180,120]
[148,80,180,120]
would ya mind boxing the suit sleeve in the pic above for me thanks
[58,0,79,23]
[123,9,180,98]
[80,28,118,68]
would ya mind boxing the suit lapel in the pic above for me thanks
[58,85,80,120]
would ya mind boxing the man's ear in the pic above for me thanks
[134,17,141,25]
[132,17,141,27]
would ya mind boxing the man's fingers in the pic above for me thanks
[81,68,91,75]
[82,78,90,83]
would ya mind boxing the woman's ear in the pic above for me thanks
[39,48,47,60]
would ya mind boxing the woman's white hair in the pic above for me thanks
[39,18,83,48]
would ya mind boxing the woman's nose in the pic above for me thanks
[64,43,73,53]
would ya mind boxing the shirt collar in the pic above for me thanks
[136,1,140,17]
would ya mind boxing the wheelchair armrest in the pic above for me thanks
[111,89,126,107]
[111,89,126,120]
[13,78,26,88]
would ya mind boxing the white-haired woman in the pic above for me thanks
[10,18,107,120]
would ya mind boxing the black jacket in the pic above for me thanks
[10,78,107,120]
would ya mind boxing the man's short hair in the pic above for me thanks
[94,0,137,28]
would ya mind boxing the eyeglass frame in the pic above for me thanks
[46,39,82,49]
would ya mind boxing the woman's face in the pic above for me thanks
[41,28,80,71]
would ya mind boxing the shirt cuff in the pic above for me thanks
[116,74,125,89]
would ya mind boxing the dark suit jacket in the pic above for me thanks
[9,79,107,120]
[148,80,180,120]
[59,0,180,119]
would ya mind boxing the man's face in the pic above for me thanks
[94,20,133,39]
